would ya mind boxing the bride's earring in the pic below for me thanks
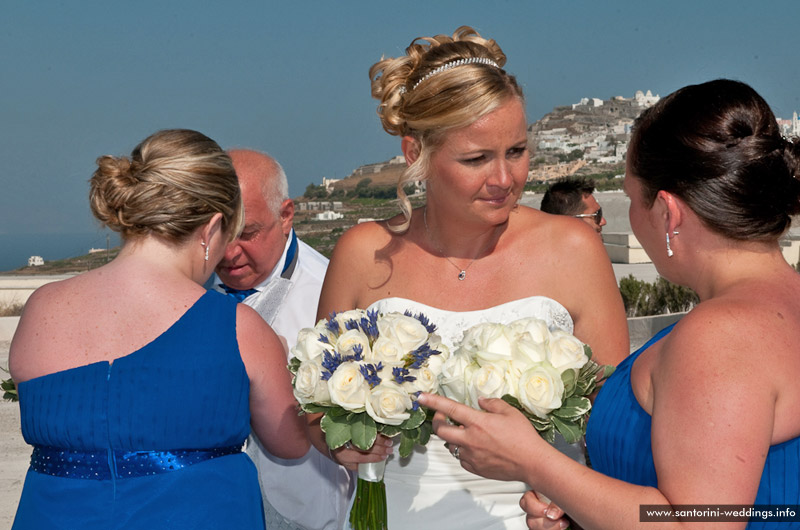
[201,241,209,262]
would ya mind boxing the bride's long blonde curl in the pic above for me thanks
[369,26,525,232]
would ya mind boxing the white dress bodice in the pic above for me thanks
[358,296,579,530]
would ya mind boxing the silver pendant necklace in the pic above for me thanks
[423,206,491,281]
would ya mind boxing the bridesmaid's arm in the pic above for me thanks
[237,305,310,460]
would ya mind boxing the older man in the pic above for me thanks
[210,149,352,530]
[540,176,607,234]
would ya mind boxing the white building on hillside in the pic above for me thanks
[314,211,343,221]
[28,256,44,267]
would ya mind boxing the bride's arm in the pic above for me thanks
[552,222,629,367]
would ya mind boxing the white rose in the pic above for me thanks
[424,340,449,376]
[293,361,331,405]
[511,333,548,370]
[291,327,335,363]
[376,313,429,352]
[336,329,372,359]
[331,309,369,334]
[439,352,476,403]
[518,362,564,419]
[370,336,406,363]
[365,381,413,425]
[327,361,369,412]
[547,330,589,373]
[402,366,439,394]
[466,361,512,409]
[459,322,515,364]
[508,317,551,345]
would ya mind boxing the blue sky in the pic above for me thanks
[2,0,799,236]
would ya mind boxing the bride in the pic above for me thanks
[314,26,629,529]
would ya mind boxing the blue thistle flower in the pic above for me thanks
[351,344,364,361]
[325,314,340,334]
[318,333,331,344]
[320,349,343,381]
[404,343,442,369]
[403,310,437,333]
[359,363,384,388]
[411,391,421,411]
[392,366,416,385]
[362,310,380,341]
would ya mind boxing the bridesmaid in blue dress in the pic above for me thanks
[10,129,309,528]
[422,79,800,529]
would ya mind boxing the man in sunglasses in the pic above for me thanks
[540,176,607,234]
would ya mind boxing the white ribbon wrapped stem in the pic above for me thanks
[358,460,387,483]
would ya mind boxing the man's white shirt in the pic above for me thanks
[211,230,352,530]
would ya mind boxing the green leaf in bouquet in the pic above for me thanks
[350,413,378,451]
[601,364,615,380]
[536,424,556,444]
[287,357,301,374]
[551,396,591,421]
[551,415,583,444]
[321,413,353,449]
[398,428,420,457]
[583,344,593,360]
[399,408,426,430]
[1,377,17,403]
[301,403,332,415]
[378,424,402,438]
[418,420,432,446]
[329,406,351,418]
[561,369,577,398]
[501,394,523,409]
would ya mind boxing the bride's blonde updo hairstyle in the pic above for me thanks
[370,26,524,232]
[89,129,244,244]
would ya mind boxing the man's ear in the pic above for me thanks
[401,136,421,166]
[278,199,295,236]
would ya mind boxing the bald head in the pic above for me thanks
[228,149,289,217]
[215,149,295,290]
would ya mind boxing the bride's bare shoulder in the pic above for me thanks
[330,217,401,258]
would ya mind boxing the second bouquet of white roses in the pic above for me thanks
[289,308,448,530]
[439,317,613,444]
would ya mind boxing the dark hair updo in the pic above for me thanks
[629,79,800,241]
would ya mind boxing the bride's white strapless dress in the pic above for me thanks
[356,296,583,530]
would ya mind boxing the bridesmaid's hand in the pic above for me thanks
[520,491,569,530]
[419,393,541,483]
[331,434,393,471]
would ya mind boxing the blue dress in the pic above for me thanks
[586,324,800,529]
[13,290,265,529]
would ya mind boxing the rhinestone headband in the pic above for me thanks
[401,57,500,94]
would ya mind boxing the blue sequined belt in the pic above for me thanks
[29,444,243,480]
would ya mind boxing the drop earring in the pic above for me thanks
[201,241,209,262]
[666,230,679,257]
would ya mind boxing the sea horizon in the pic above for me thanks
[0,231,121,273]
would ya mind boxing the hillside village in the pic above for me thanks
[312,90,664,195]
[313,89,800,195]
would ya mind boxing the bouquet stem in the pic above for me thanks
[350,461,388,530]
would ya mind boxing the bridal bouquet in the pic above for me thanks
[440,318,613,444]
[289,309,448,530]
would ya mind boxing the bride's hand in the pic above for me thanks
[331,434,393,471]
[520,491,569,530]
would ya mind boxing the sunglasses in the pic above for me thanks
[572,207,603,225]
